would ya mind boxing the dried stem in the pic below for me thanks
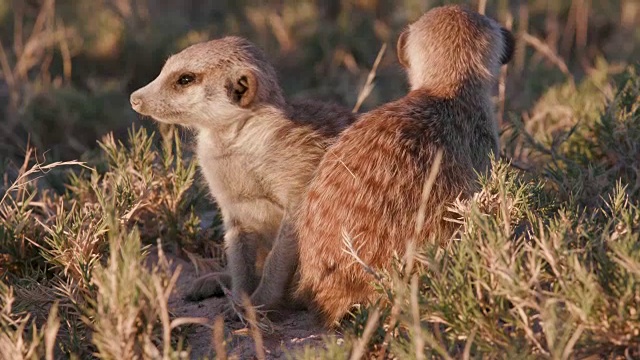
[411,275,425,360]
[242,294,266,360]
[477,0,487,15]
[522,32,575,86]
[212,316,228,360]
[349,308,381,360]
[353,43,387,113]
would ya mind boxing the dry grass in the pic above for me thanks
[0,127,218,358]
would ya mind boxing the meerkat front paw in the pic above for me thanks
[221,293,263,322]
[184,272,229,301]
[221,301,242,322]
[249,288,279,311]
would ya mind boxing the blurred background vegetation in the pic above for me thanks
[0,0,639,167]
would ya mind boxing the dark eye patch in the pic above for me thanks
[177,73,196,86]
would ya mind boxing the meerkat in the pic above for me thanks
[129,36,356,311]
[294,5,515,327]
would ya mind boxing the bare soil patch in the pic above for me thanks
[146,246,332,359]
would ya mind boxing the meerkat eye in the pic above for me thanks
[177,73,196,86]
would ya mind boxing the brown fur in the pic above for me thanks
[130,36,356,310]
[294,5,515,327]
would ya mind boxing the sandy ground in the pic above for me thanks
[147,246,332,359]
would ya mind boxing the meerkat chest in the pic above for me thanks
[196,131,285,223]
[197,144,262,201]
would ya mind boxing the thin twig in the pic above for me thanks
[153,264,182,358]
[13,0,24,56]
[242,294,266,360]
[212,316,228,360]
[349,308,381,360]
[1,158,89,206]
[561,0,577,59]
[15,0,56,80]
[0,38,18,111]
[561,324,584,360]
[169,317,210,329]
[56,17,72,83]
[44,302,60,360]
[477,0,487,15]
[341,231,383,282]
[522,32,575,86]
[376,282,402,360]
[353,43,387,113]
[515,2,529,73]
[269,12,292,52]
[411,149,444,251]
[411,275,425,360]
[462,327,478,360]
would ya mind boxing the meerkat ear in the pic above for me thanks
[229,70,258,108]
[396,29,410,68]
[500,27,515,65]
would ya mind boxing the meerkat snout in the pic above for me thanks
[129,85,157,118]
[129,92,142,110]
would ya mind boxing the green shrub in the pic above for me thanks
[0,127,214,358]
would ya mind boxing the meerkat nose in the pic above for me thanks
[130,92,143,110]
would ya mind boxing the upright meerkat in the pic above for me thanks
[294,5,515,327]
[130,36,356,311]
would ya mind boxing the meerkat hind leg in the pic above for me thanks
[226,229,262,302]
[185,272,232,301]
[185,228,262,302]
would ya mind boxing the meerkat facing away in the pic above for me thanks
[130,36,356,311]
[294,5,515,327]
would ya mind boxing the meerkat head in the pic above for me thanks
[130,36,285,128]
[396,5,515,95]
